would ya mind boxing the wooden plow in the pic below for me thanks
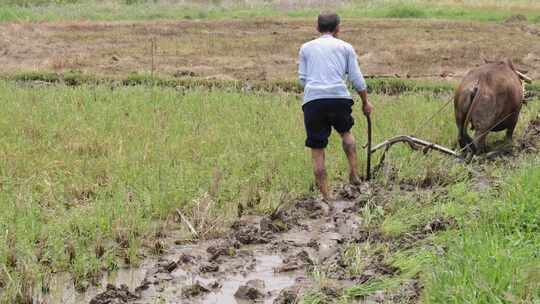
[364,115,462,180]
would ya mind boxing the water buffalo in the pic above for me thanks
[454,59,531,154]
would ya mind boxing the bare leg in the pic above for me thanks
[340,132,361,185]
[311,148,330,200]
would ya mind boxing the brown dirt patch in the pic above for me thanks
[1,18,539,81]
[519,113,540,152]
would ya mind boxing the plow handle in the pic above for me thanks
[365,113,372,181]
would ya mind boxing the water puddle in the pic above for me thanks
[203,254,297,304]
[136,250,298,303]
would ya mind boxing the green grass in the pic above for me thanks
[424,165,540,303]
[1,0,539,23]
[332,161,540,303]
[8,71,540,101]
[5,71,462,95]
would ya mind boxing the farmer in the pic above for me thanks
[298,12,373,202]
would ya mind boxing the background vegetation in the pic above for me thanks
[1,0,540,22]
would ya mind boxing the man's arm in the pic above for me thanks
[298,47,307,88]
[357,89,373,115]
[347,46,373,115]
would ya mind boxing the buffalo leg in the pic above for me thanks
[473,130,488,154]
[458,128,474,150]
[504,126,515,151]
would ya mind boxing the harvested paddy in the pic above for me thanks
[1,18,540,81]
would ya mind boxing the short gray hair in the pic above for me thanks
[318,12,340,33]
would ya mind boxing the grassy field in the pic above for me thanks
[1,0,540,23]
[0,79,539,302]
[425,166,540,302]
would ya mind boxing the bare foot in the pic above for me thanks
[349,174,362,186]
[320,195,335,213]
[322,192,335,202]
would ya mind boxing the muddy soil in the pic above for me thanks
[72,182,446,304]
[88,198,361,303]
[519,113,540,153]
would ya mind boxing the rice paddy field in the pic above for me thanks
[1,0,540,303]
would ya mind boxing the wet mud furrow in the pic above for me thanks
[89,185,374,304]
[88,180,449,304]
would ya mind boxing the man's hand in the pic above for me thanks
[362,101,373,116]
[357,90,373,116]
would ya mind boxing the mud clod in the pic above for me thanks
[371,260,400,276]
[233,225,272,245]
[261,216,290,233]
[273,286,300,304]
[307,238,319,249]
[276,250,313,273]
[90,284,139,304]
[199,262,219,273]
[234,279,266,301]
[321,284,342,298]
[181,281,210,298]
[164,261,177,272]
[295,199,323,212]
[174,69,198,77]
[231,218,273,245]
[388,279,423,303]
[339,182,373,202]
[503,14,527,24]
[365,290,386,303]
[209,280,222,290]
[323,251,349,280]
[520,114,540,152]
[177,253,196,264]
[423,217,455,233]
[134,279,151,293]
[207,240,238,261]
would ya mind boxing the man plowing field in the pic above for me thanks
[298,12,373,202]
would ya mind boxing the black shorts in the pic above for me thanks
[302,98,354,149]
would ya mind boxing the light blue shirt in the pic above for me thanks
[298,34,367,105]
